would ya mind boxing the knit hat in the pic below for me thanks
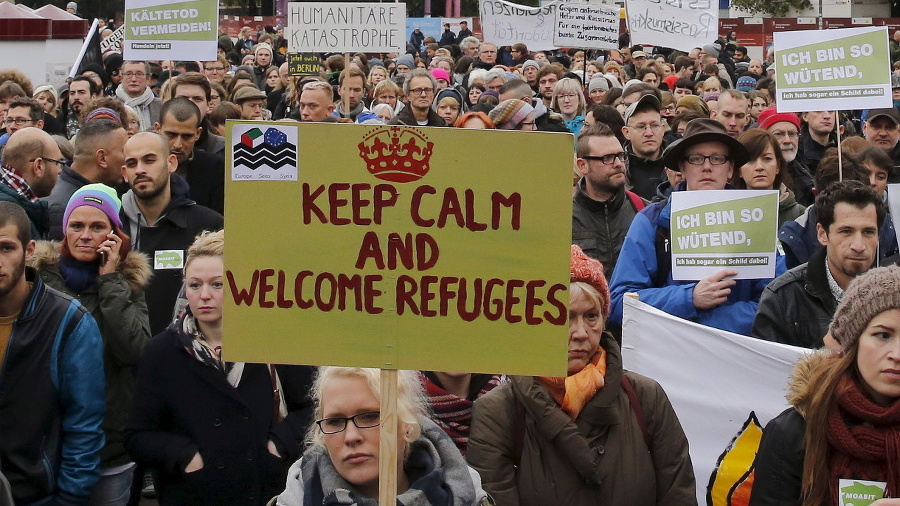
[676,95,710,117]
[702,43,720,58]
[757,106,800,130]
[66,1,77,10]
[570,245,610,318]
[430,68,451,83]
[33,84,58,104]
[603,61,621,73]
[829,265,900,351]
[85,107,121,124]
[521,60,540,73]
[63,183,123,234]
[892,74,900,89]
[622,79,643,95]
[254,42,273,55]
[588,75,609,93]
[736,75,757,93]
[663,75,678,91]
[488,99,534,130]
[397,54,415,70]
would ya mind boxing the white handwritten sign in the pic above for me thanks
[625,0,717,52]
[553,4,618,49]
[479,0,568,51]
[287,2,406,53]
[100,25,126,53]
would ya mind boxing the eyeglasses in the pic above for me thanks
[28,156,67,166]
[3,118,34,127]
[315,411,380,434]
[409,87,434,95]
[684,154,730,165]
[557,94,578,101]
[205,67,225,72]
[123,72,146,79]
[628,123,663,132]
[582,152,629,165]
[771,130,799,139]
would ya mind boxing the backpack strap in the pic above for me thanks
[647,198,671,287]
[625,190,646,211]
[620,374,653,452]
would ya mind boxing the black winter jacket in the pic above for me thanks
[572,178,645,280]
[126,325,315,506]
[750,247,837,348]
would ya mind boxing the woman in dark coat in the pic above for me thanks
[126,230,315,505]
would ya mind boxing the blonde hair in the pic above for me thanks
[551,77,586,117]
[184,230,224,272]
[308,367,426,449]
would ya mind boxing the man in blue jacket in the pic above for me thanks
[609,118,784,335]
[0,201,105,505]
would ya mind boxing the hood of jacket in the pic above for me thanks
[785,349,835,417]
[28,240,152,294]
[121,173,196,229]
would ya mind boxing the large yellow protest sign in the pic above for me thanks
[224,122,573,376]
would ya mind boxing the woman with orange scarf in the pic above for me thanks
[466,245,697,505]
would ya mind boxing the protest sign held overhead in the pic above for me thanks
[287,3,406,53]
[625,0,717,52]
[480,0,567,51]
[123,0,218,61]
[670,190,778,281]
[287,53,320,76]
[224,123,574,376]
[553,3,618,50]
[622,296,809,506]
[774,26,891,113]
[99,25,125,53]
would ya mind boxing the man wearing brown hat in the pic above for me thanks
[752,180,884,348]
[608,118,783,335]
[233,86,267,120]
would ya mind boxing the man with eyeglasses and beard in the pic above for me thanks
[758,107,815,207]
[0,127,62,238]
[608,118,785,335]
[573,122,647,281]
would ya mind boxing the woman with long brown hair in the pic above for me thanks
[750,266,900,505]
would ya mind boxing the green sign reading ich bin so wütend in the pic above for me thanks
[123,0,218,61]
[773,26,892,113]
[670,190,779,281]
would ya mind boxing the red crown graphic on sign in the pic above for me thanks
[358,126,434,183]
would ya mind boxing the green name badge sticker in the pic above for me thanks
[838,479,886,506]
[154,249,184,269]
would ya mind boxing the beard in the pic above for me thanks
[0,253,26,300]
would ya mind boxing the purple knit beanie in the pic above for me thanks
[63,183,123,235]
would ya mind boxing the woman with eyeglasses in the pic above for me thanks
[276,367,490,505]
[467,246,697,505]
[127,231,315,505]
[550,77,587,135]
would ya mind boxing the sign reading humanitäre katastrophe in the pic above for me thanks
[123,0,218,61]
[224,123,574,377]
[287,3,406,54]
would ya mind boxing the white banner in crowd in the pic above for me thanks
[553,3,618,50]
[479,0,568,51]
[287,2,406,53]
[625,0,718,52]
[888,183,900,252]
[622,297,809,505]
[774,26,891,113]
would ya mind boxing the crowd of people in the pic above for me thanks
[0,18,896,506]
